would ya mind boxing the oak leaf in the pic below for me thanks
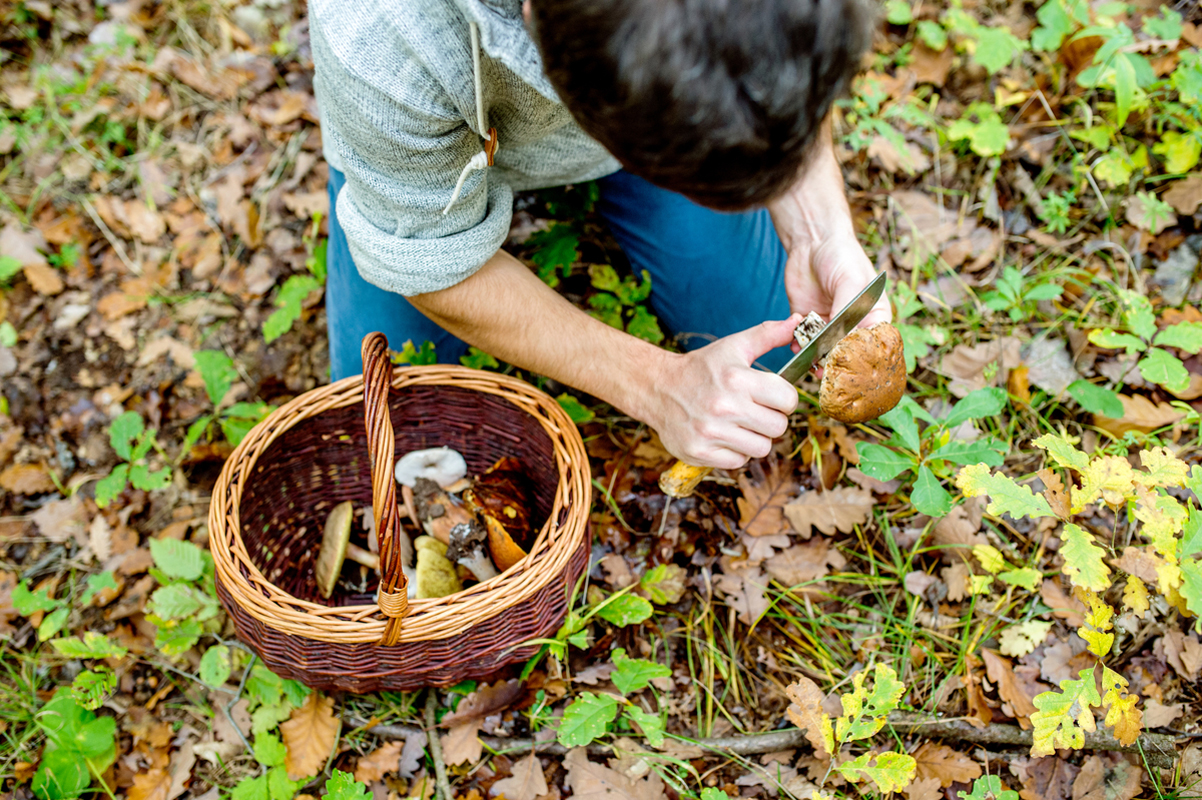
[563,747,665,800]
[910,742,982,787]
[490,753,548,800]
[0,464,55,495]
[785,677,834,756]
[127,769,172,800]
[441,680,523,726]
[1092,394,1185,436]
[904,777,942,800]
[440,722,483,766]
[736,459,797,537]
[982,649,1039,722]
[714,556,770,625]
[765,538,847,587]
[280,693,339,780]
[354,742,402,783]
[23,263,64,296]
[1071,756,1141,800]
[783,487,873,538]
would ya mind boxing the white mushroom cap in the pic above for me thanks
[394,447,468,489]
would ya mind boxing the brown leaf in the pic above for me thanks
[251,90,310,127]
[166,741,196,800]
[1038,469,1070,520]
[0,224,48,267]
[714,556,771,625]
[440,722,483,766]
[490,753,548,800]
[354,742,402,783]
[128,769,172,800]
[906,44,954,86]
[931,498,987,562]
[1164,174,1202,215]
[904,777,943,800]
[1092,394,1185,436]
[171,57,246,100]
[1012,756,1079,800]
[910,742,982,787]
[937,337,1022,397]
[765,538,847,587]
[981,649,1039,724]
[125,200,166,243]
[23,263,64,295]
[785,677,830,756]
[782,487,872,538]
[399,731,428,778]
[441,679,524,726]
[29,495,86,543]
[282,191,330,220]
[1040,640,1093,685]
[280,693,340,780]
[89,515,112,562]
[0,463,55,495]
[941,562,970,602]
[563,747,665,800]
[1040,579,1085,627]
[736,459,797,537]
[1141,699,1182,728]
[1071,755,1141,800]
[742,532,791,564]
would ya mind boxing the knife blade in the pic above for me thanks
[658,272,889,500]
[776,271,887,385]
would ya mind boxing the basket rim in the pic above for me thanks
[208,365,591,644]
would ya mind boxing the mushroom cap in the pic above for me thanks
[315,500,355,600]
[818,322,906,424]
[394,447,468,489]
[413,535,464,599]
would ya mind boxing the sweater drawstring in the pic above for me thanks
[442,21,498,215]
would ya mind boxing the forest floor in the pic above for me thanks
[3,3,1202,800]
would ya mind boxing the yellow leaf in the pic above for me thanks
[1074,456,1135,513]
[1101,666,1142,746]
[970,575,993,594]
[973,545,1006,574]
[1075,587,1116,657]
[1079,627,1115,658]
[1033,432,1089,473]
[1134,485,1186,560]
[1122,576,1150,616]
[1134,447,1189,488]
[280,692,340,780]
[1030,667,1101,756]
[1060,523,1112,591]
[1157,560,1183,596]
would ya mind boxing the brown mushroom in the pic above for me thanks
[463,457,533,551]
[818,322,906,424]
[446,521,499,581]
[413,477,476,545]
[316,501,381,599]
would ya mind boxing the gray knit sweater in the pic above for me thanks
[310,0,620,296]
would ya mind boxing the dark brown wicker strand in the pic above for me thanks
[209,333,591,691]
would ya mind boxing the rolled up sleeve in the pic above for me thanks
[313,19,510,296]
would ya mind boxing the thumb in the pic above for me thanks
[728,314,802,364]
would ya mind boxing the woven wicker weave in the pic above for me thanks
[209,333,591,692]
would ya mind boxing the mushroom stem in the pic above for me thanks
[346,543,379,571]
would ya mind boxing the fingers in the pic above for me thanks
[828,272,893,328]
[748,372,800,415]
[728,314,802,364]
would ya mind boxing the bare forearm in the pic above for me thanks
[767,119,856,251]
[408,249,667,420]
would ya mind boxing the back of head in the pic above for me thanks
[529,0,872,210]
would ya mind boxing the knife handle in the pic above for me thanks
[659,461,712,498]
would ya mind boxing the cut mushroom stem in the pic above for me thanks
[346,542,379,571]
[446,521,498,581]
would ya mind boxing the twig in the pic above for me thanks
[425,692,454,800]
[81,197,139,275]
[353,710,1180,769]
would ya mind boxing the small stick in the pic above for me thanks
[425,692,454,800]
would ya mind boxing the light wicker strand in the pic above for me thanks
[361,333,409,645]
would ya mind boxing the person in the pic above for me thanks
[310,0,891,470]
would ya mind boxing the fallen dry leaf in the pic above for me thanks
[714,555,771,625]
[910,741,982,787]
[736,459,797,537]
[89,515,112,562]
[1041,578,1086,627]
[1011,756,1079,800]
[398,731,427,778]
[1092,394,1186,436]
[764,538,847,587]
[742,532,791,564]
[355,742,402,783]
[489,753,548,800]
[981,648,1040,724]
[441,722,483,766]
[783,487,873,538]
[1071,755,1141,800]
[280,693,340,780]
[1163,174,1202,215]
[23,264,64,296]
[441,680,524,726]
[1142,699,1183,728]
[938,337,1022,397]
[1125,194,1177,234]
[904,777,943,800]
[0,464,55,495]
[931,498,987,562]
[785,677,830,756]
[563,747,665,800]
[127,769,172,800]
[906,44,954,86]
[125,200,166,243]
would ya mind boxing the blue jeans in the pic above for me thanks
[325,168,792,380]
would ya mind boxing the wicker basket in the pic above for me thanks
[209,333,591,692]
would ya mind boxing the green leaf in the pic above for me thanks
[263,275,321,343]
[885,0,912,24]
[1153,131,1201,175]
[916,20,947,50]
[955,464,1057,519]
[200,644,233,688]
[1030,667,1102,755]
[557,692,619,747]
[943,388,1008,428]
[1180,558,1202,630]
[947,105,1010,156]
[108,411,143,461]
[959,775,1019,800]
[149,537,205,581]
[246,665,285,708]
[1032,432,1090,473]
[39,608,71,642]
[856,443,916,481]
[1156,322,1202,354]
[1111,52,1138,128]
[838,751,917,794]
[624,705,665,747]
[611,648,671,695]
[129,464,173,492]
[218,417,257,448]
[148,583,205,620]
[153,617,203,657]
[1060,523,1112,591]
[911,466,952,517]
[52,632,128,659]
[0,320,15,347]
[556,393,595,424]
[1121,290,1158,341]
[626,305,664,344]
[0,255,22,284]
[255,733,288,768]
[32,747,91,800]
[281,678,311,708]
[1138,347,1190,393]
[700,789,732,800]
[80,572,119,607]
[459,347,499,370]
[71,669,116,711]
[393,339,437,366]
[972,26,1027,74]
[897,323,939,373]
[1182,506,1202,559]
[13,581,60,616]
[1032,0,1077,51]
[835,663,907,743]
[194,350,239,407]
[1087,329,1145,354]
[1066,380,1124,417]
[1143,7,1182,42]
[640,563,686,604]
[595,594,653,627]
[879,404,921,452]
[232,775,269,800]
[999,567,1042,591]
[323,771,371,800]
[268,766,303,800]
[528,223,580,287]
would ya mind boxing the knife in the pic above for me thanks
[658,272,887,499]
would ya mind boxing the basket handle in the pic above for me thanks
[362,332,408,646]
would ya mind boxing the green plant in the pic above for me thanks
[263,213,327,343]
[31,689,117,800]
[946,103,1009,157]
[95,410,172,507]
[892,282,946,374]
[144,537,222,657]
[528,222,581,288]
[51,632,128,710]
[12,581,70,642]
[980,266,1064,322]
[587,264,664,344]
[856,389,1009,516]
[940,8,1028,74]
[1038,189,1076,234]
[184,350,274,451]
[953,436,1200,755]
[1086,288,1202,396]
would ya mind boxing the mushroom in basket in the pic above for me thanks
[315,501,381,600]
[464,457,535,571]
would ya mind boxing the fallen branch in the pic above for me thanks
[351,711,1179,769]
[424,693,454,800]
